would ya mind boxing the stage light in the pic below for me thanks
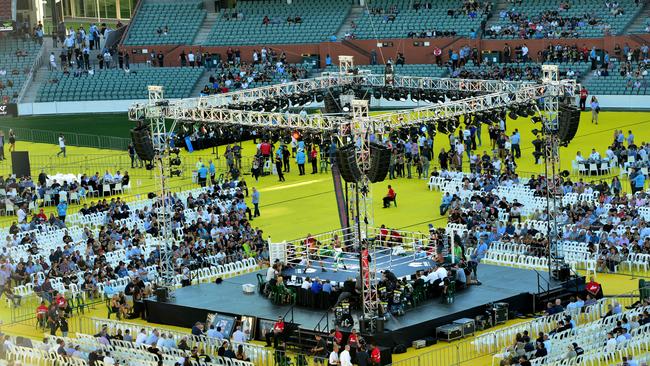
[169,157,181,166]
[531,128,540,135]
[560,170,570,178]
[315,93,324,103]
[531,116,542,123]
[343,104,351,113]
[411,90,421,102]
[420,125,427,133]
[170,169,182,177]
[145,163,154,170]
[292,130,302,140]
[508,110,519,120]
[373,89,382,100]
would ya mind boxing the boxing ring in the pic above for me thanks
[269,227,452,283]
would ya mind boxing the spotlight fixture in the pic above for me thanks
[531,116,542,123]
[560,170,570,178]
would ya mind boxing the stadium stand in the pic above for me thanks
[485,0,642,39]
[204,0,352,46]
[582,59,650,95]
[353,0,491,39]
[123,0,206,46]
[0,38,42,103]
[36,67,204,102]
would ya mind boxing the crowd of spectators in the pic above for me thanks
[485,5,605,39]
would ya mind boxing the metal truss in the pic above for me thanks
[129,58,580,329]
[348,100,378,323]
[539,65,566,277]
[146,86,177,290]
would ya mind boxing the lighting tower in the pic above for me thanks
[539,65,566,278]
[146,86,177,289]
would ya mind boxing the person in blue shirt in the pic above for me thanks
[440,192,453,215]
[322,280,332,293]
[510,129,521,159]
[633,169,646,193]
[251,187,260,218]
[208,160,216,185]
[57,201,68,222]
[198,164,208,187]
[296,149,306,175]
[311,278,322,294]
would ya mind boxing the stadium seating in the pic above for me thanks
[485,0,642,39]
[123,0,206,46]
[204,0,352,45]
[36,67,204,102]
[581,60,650,95]
[0,38,42,103]
[353,0,488,39]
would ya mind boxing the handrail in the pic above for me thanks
[282,304,295,324]
[17,43,46,103]
[314,310,330,333]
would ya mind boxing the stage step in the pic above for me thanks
[284,327,329,353]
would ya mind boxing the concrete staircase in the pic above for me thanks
[193,12,218,45]
[621,1,650,35]
[20,37,108,103]
[484,0,510,28]
[189,70,211,97]
[335,5,364,40]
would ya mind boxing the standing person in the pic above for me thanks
[328,343,340,366]
[198,164,208,187]
[340,344,352,366]
[128,143,137,168]
[296,148,306,175]
[369,343,381,366]
[510,129,521,159]
[521,44,529,63]
[252,187,261,218]
[590,96,600,124]
[275,153,285,182]
[8,129,15,152]
[57,200,68,222]
[310,146,318,174]
[209,160,216,185]
[49,52,57,70]
[0,130,5,161]
[579,86,589,111]
[56,134,66,157]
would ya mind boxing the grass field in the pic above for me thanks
[1,109,650,364]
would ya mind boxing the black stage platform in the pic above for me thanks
[144,264,583,347]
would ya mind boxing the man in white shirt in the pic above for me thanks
[328,344,340,365]
[575,151,585,162]
[301,278,312,290]
[589,149,601,160]
[340,344,352,366]
[434,265,448,281]
[103,351,115,366]
[425,270,439,284]
[605,332,617,353]
[135,328,147,344]
[232,326,247,343]
[103,170,114,183]
[57,134,66,157]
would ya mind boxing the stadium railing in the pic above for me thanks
[0,125,131,151]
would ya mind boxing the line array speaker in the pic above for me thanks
[130,124,155,161]
[367,143,391,183]
[335,144,362,183]
[558,103,580,147]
